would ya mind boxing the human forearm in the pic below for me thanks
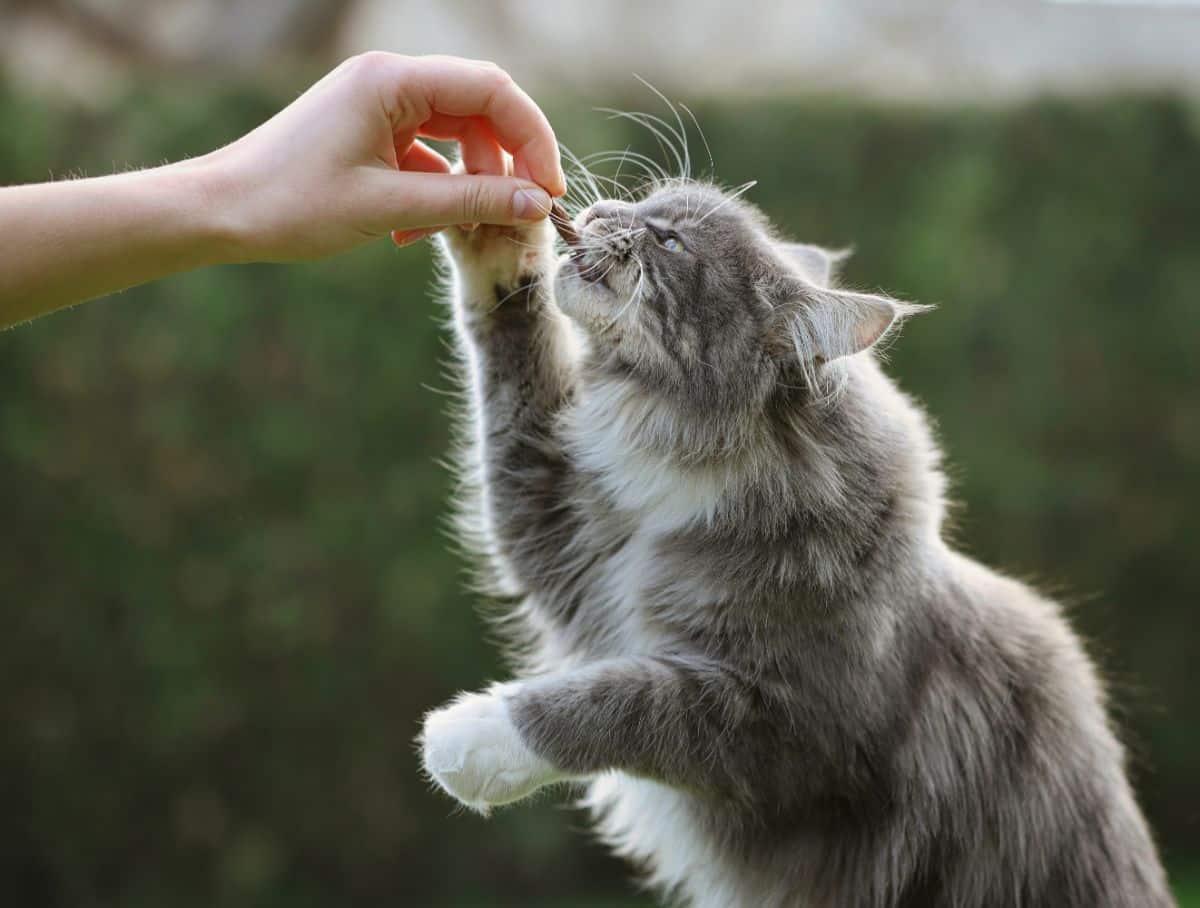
[0,158,238,328]
[0,54,564,330]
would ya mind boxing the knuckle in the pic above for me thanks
[357,49,391,67]
[487,66,514,92]
[460,181,493,222]
[346,50,392,80]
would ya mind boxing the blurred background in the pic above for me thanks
[1,1,1198,905]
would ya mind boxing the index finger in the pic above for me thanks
[393,56,565,196]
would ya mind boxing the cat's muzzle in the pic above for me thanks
[566,248,614,288]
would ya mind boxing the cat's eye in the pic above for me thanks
[646,219,685,252]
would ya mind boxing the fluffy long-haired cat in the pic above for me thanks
[418,171,1172,906]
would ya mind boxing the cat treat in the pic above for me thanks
[549,200,580,247]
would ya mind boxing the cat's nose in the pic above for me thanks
[583,200,635,227]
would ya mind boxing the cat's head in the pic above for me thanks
[553,182,924,412]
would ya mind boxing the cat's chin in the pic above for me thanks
[553,261,621,337]
[560,251,617,291]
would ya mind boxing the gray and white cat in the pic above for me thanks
[419,180,1172,908]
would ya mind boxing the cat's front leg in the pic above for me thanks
[440,218,583,593]
[420,683,567,814]
[421,656,761,812]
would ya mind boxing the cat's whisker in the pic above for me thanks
[596,226,647,244]
[632,75,692,179]
[627,109,687,181]
[580,146,670,181]
[596,107,687,181]
[610,145,634,198]
[679,102,715,178]
[502,235,550,251]
[568,153,642,203]
[561,142,602,193]
[598,259,645,336]
[696,180,759,224]
[575,172,637,203]
[483,279,541,315]
[579,149,670,192]
[571,159,657,193]
[560,184,597,216]
[559,142,606,208]
[581,253,622,287]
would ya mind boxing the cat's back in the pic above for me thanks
[894,547,1173,907]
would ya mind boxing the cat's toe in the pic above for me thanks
[421,686,562,813]
[440,218,555,292]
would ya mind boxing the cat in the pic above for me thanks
[419,180,1173,908]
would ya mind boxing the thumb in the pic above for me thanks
[370,170,552,230]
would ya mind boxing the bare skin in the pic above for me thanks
[0,53,565,329]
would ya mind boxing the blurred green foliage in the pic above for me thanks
[1,80,1197,906]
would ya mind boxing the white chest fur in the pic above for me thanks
[564,383,731,657]
[567,380,729,533]
[585,773,747,908]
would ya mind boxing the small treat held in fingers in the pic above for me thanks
[549,200,580,247]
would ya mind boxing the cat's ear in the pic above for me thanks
[776,243,851,287]
[767,278,930,363]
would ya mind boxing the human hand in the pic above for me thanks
[200,53,565,262]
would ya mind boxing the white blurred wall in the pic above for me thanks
[3,0,1200,104]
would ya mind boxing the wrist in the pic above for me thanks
[170,151,258,266]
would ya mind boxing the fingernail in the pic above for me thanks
[512,187,551,222]
[392,227,442,247]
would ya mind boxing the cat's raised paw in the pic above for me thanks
[420,684,562,814]
[440,218,554,294]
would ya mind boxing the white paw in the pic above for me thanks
[421,684,562,813]
[442,219,554,293]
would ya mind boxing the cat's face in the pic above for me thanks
[554,184,778,408]
[553,182,911,412]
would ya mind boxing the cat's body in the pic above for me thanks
[420,182,1172,907]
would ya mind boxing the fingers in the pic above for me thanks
[369,170,551,231]
[396,138,451,174]
[391,226,442,247]
[461,119,507,178]
[391,138,485,243]
[385,55,565,196]
[418,114,508,178]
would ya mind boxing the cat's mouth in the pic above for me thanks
[566,249,616,291]
[552,202,622,294]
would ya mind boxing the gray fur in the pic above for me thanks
[425,181,1172,908]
